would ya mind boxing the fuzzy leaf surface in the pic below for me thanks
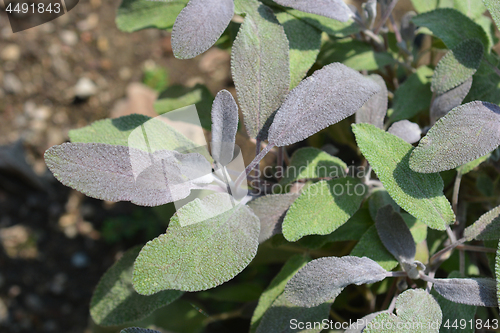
[376,205,416,265]
[256,293,331,333]
[351,225,398,270]
[90,246,183,326]
[116,0,188,32]
[285,8,359,37]
[278,147,347,188]
[232,0,290,139]
[248,193,299,243]
[274,10,321,89]
[282,177,366,241]
[430,77,472,124]
[387,120,422,144]
[355,74,388,129]
[68,114,199,154]
[132,194,260,293]
[431,39,483,95]
[433,278,498,307]
[284,256,387,308]
[211,90,238,166]
[409,101,500,173]
[352,124,455,230]
[273,0,351,22]
[484,0,500,30]
[298,208,373,249]
[268,63,379,146]
[365,289,442,333]
[172,0,233,59]
[250,254,310,332]
[390,66,433,121]
[154,84,214,131]
[456,152,491,175]
[44,143,212,207]
[412,8,490,50]
[464,205,500,241]
[496,243,500,306]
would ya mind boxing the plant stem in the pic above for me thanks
[234,142,274,190]
[386,271,407,277]
[446,225,457,244]
[452,172,463,224]
[455,244,497,253]
[373,0,399,35]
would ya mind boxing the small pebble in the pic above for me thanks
[59,30,78,46]
[3,73,22,94]
[74,77,97,99]
[1,44,21,62]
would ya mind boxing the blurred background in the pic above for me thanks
[0,0,494,332]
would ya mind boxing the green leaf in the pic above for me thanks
[256,293,331,333]
[456,153,491,175]
[116,0,188,32]
[282,177,366,241]
[409,101,500,173]
[132,193,260,294]
[297,208,373,249]
[273,0,351,22]
[68,114,202,155]
[250,254,310,332]
[410,0,453,13]
[412,8,490,50]
[198,282,263,302]
[90,246,183,326]
[464,205,500,241]
[351,225,398,271]
[352,123,455,230]
[433,277,498,307]
[247,193,299,243]
[390,66,433,121]
[431,39,483,95]
[317,38,395,71]
[232,0,290,139]
[368,188,400,221]
[365,289,442,333]
[484,0,500,30]
[154,84,214,131]
[403,213,428,244]
[453,0,486,19]
[278,147,347,189]
[273,10,321,89]
[286,8,360,37]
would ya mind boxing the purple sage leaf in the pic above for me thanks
[44,143,212,207]
[248,193,299,243]
[375,205,416,266]
[268,62,380,147]
[171,0,234,59]
[273,0,352,22]
[211,90,239,166]
[433,278,498,307]
[430,77,472,125]
[355,74,388,129]
[232,0,290,139]
[387,120,422,144]
[409,101,500,173]
[284,256,387,308]
[464,205,500,241]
